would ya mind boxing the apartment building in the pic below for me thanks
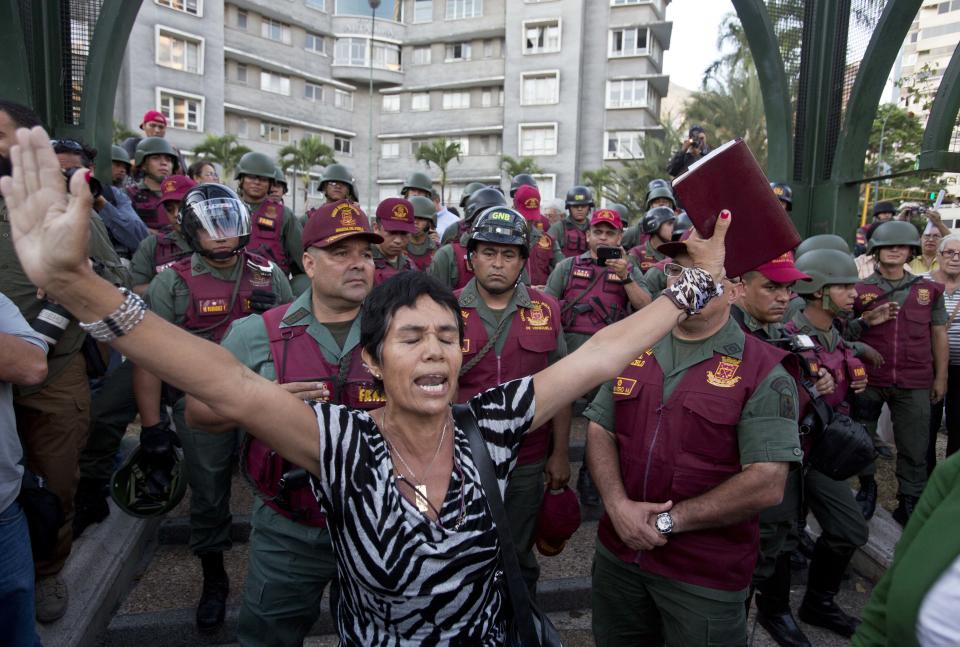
[114,0,672,213]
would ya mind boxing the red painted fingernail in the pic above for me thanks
[84,170,92,184]
[720,210,730,219]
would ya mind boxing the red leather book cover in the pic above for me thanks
[672,138,801,278]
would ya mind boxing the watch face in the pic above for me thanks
[656,513,673,534]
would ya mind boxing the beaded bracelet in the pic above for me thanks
[78,287,147,342]
[663,267,723,316]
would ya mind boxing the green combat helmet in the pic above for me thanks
[640,206,677,235]
[866,220,921,255]
[459,181,487,208]
[134,137,180,172]
[111,144,131,168]
[110,444,187,518]
[794,248,860,314]
[320,163,358,202]
[468,207,531,257]
[409,195,437,227]
[273,167,288,194]
[565,185,594,208]
[509,173,538,198]
[644,179,676,210]
[401,171,434,198]
[235,151,278,181]
[795,234,850,259]
[608,203,631,224]
[465,187,508,223]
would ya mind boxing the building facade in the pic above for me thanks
[114,0,672,214]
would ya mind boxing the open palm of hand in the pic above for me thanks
[0,126,92,292]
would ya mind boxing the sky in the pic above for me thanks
[662,0,735,91]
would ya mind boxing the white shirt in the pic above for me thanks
[917,553,960,646]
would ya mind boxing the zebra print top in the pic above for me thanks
[310,376,536,646]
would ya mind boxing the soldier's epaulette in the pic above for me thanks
[282,308,311,326]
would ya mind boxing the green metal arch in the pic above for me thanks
[920,43,960,154]
[731,0,793,181]
[831,0,923,183]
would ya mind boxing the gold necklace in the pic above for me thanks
[383,414,449,514]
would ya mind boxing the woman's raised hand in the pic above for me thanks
[684,210,731,281]
[0,126,93,295]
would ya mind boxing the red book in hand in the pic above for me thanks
[672,138,801,278]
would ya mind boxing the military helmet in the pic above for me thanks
[178,183,251,258]
[793,249,860,295]
[468,206,531,257]
[111,145,131,168]
[401,171,434,198]
[134,137,179,171]
[608,203,631,224]
[509,173,538,198]
[235,151,278,181]
[273,167,288,192]
[320,163,358,201]
[866,220,921,254]
[795,234,850,259]
[565,185,594,208]
[672,210,692,241]
[770,182,793,210]
[465,187,508,222]
[459,181,487,208]
[409,195,437,226]
[640,206,677,235]
[872,201,896,217]
[110,444,187,518]
[644,179,676,210]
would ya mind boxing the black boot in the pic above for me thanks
[754,553,811,647]
[577,465,600,507]
[855,476,877,520]
[196,552,229,633]
[892,494,918,528]
[798,539,861,637]
[73,478,109,539]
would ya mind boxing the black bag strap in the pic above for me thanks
[863,274,922,310]
[453,404,539,647]
[459,313,512,378]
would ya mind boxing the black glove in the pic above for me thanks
[249,289,277,313]
[139,424,180,498]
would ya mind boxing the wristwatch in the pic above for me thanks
[655,511,674,535]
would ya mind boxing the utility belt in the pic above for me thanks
[242,435,326,527]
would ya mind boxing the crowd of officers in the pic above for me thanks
[1,103,954,646]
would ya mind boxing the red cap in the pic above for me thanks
[302,200,383,250]
[375,197,417,233]
[140,110,167,128]
[589,208,623,230]
[513,185,542,221]
[159,175,196,204]
[751,251,811,283]
[535,487,582,557]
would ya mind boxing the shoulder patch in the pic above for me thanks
[770,376,796,419]
[281,308,310,326]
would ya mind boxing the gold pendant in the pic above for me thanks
[414,484,429,513]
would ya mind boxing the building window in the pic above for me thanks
[519,124,557,156]
[155,0,201,16]
[412,46,432,65]
[382,94,400,112]
[445,42,472,61]
[236,9,248,29]
[414,0,433,22]
[442,91,471,109]
[260,121,290,144]
[605,131,644,159]
[235,63,247,83]
[156,29,203,74]
[480,87,504,107]
[334,136,352,155]
[449,136,469,155]
[334,37,368,66]
[382,141,400,158]
[411,92,430,111]
[260,71,291,95]
[336,0,404,19]
[372,41,402,71]
[334,88,354,110]
[476,134,501,155]
[523,20,561,54]
[261,18,292,44]
[410,139,428,156]
[609,27,648,57]
[306,0,326,10]
[446,0,482,19]
[305,32,326,54]
[606,79,648,108]
[611,0,642,4]
[304,82,324,102]
[158,90,203,131]
[532,174,556,200]
[235,117,248,138]
[521,72,559,105]
[483,38,494,57]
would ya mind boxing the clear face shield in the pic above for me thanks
[187,197,251,259]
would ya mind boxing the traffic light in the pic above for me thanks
[929,191,938,200]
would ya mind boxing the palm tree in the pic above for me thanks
[685,69,768,170]
[414,138,462,203]
[500,154,543,179]
[113,120,138,144]
[278,135,336,206]
[193,134,251,180]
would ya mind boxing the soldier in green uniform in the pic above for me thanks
[128,137,180,232]
[429,188,508,289]
[585,243,802,647]
[133,184,292,632]
[400,170,434,200]
[847,221,948,525]
[406,195,440,272]
[627,207,676,273]
[128,175,197,294]
[269,166,288,203]
[621,180,677,250]
[319,163,359,204]
[186,201,384,646]
[547,185,594,259]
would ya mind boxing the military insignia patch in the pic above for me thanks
[917,288,930,306]
[630,348,654,367]
[257,216,276,229]
[860,293,878,306]
[521,301,551,329]
[572,268,592,279]
[391,204,409,219]
[612,377,637,396]
[852,365,866,379]
[358,385,385,403]
[707,356,742,388]
[524,197,539,209]
[265,205,277,217]
[199,298,228,315]
[538,236,551,249]
[461,339,471,353]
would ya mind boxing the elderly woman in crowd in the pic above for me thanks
[1,127,729,644]
[926,233,960,474]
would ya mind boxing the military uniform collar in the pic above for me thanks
[279,288,316,327]
[565,216,589,231]
[458,280,532,310]
[867,269,915,287]
[190,253,242,279]
[733,304,784,339]
[646,239,666,260]
[373,247,407,268]
[138,179,161,195]
[653,316,745,377]
[790,310,838,351]
[279,286,362,356]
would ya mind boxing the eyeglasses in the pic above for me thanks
[940,250,960,259]
[200,171,219,179]
[663,262,685,278]
[923,234,942,239]
[50,139,84,153]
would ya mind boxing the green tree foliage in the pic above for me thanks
[113,120,138,144]
[278,135,336,203]
[415,138,462,203]
[864,103,931,190]
[192,134,251,180]
[685,70,768,169]
[500,155,543,178]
